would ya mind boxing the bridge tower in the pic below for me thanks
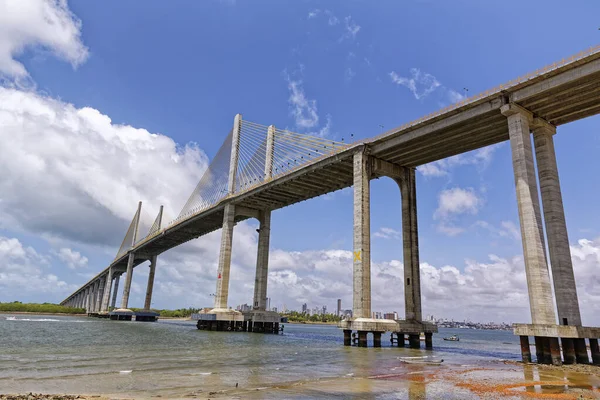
[197,115,281,333]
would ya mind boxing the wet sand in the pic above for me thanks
[6,361,597,399]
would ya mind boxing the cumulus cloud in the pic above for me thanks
[0,87,208,247]
[435,187,482,219]
[0,0,89,81]
[418,144,501,177]
[434,187,482,236]
[0,236,74,299]
[54,247,88,269]
[374,227,401,240]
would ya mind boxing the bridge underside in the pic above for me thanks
[372,64,600,166]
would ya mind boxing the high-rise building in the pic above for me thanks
[266,297,271,311]
[337,299,341,316]
[322,305,327,315]
[302,303,308,314]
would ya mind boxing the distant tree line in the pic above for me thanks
[283,311,342,323]
[130,307,202,318]
[0,301,85,314]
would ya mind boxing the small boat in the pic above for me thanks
[399,357,444,365]
[443,334,459,341]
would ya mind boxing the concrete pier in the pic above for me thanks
[100,267,113,312]
[340,153,437,348]
[502,104,556,326]
[590,339,600,365]
[532,120,582,327]
[252,210,271,311]
[397,167,421,322]
[352,150,371,319]
[111,274,120,309]
[144,255,158,310]
[520,336,532,363]
[120,252,135,310]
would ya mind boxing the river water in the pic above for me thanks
[1,315,598,399]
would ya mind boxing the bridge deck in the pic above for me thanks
[62,46,600,305]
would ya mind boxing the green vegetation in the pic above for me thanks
[130,307,202,318]
[0,301,85,314]
[283,311,342,323]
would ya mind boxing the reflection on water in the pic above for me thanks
[0,315,598,399]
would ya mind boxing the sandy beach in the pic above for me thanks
[2,361,599,399]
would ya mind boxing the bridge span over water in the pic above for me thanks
[62,46,600,365]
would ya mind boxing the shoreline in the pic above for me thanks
[0,311,87,317]
[286,320,338,325]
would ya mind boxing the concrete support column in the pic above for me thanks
[358,331,368,347]
[352,150,371,319]
[144,255,158,310]
[562,338,576,364]
[589,339,600,365]
[549,338,562,366]
[501,104,556,325]
[520,336,532,363]
[214,203,236,310]
[100,268,113,312]
[373,332,382,348]
[252,210,271,310]
[532,120,582,327]
[574,338,590,364]
[90,282,97,313]
[111,275,120,309]
[95,277,105,313]
[343,330,352,346]
[534,336,546,363]
[85,287,91,313]
[425,333,433,349]
[409,334,420,349]
[121,253,135,309]
[396,167,421,321]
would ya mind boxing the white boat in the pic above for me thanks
[443,334,459,341]
[399,358,444,365]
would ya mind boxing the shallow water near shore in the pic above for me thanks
[1,315,599,399]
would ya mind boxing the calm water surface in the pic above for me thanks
[0,315,537,398]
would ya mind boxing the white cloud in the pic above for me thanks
[0,0,89,81]
[344,67,356,82]
[435,187,482,219]
[54,247,88,269]
[447,88,466,103]
[389,69,441,100]
[418,144,501,177]
[284,72,319,130]
[374,227,401,240]
[475,220,521,241]
[307,9,320,19]
[389,68,468,105]
[0,87,209,246]
[342,16,361,40]
[0,236,74,298]
[311,113,332,138]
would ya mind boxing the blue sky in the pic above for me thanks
[1,0,599,324]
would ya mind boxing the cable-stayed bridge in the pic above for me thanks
[61,46,600,364]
